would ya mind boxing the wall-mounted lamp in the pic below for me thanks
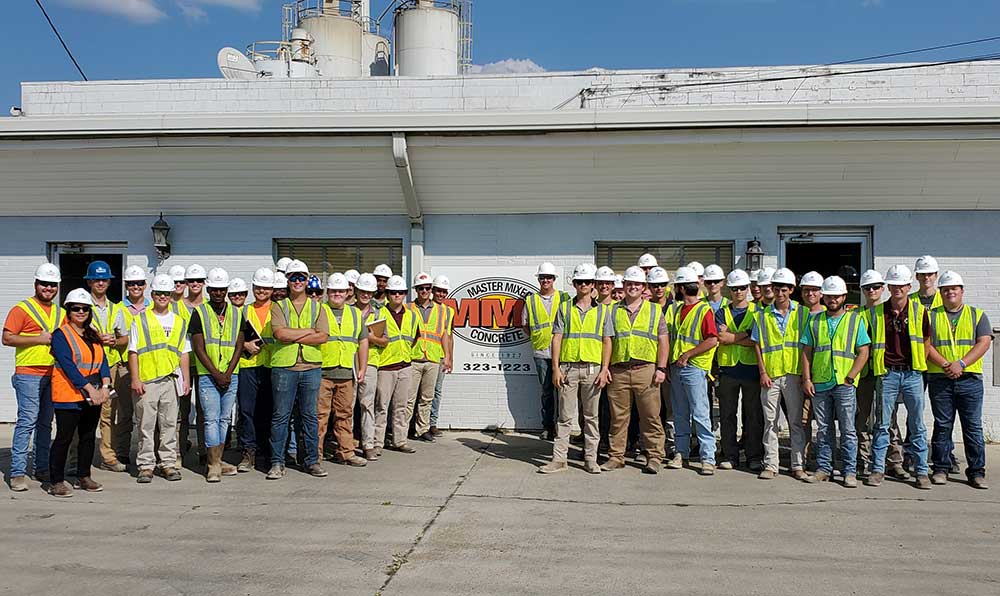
[151,213,171,262]
[745,237,764,272]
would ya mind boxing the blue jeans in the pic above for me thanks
[199,375,239,449]
[269,367,320,467]
[814,383,858,476]
[237,366,272,454]
[928,374,986,478]
[430,364,445,427]
[670,364,716,464]
[872,370,928,476]
[534,357,556,432]
[10,374,53,478]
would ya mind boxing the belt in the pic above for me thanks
[886,365,913,372]
[611,361,653,371]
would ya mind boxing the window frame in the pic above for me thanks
[274,238,404,282]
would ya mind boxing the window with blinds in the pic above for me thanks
[275,239,404,281]
[595,241,736,273]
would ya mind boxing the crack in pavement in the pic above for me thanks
[451,492,1000,508]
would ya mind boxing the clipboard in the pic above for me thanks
[367,318,386,337]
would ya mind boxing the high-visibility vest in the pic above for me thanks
[610,300,661,365]
[240,302,273,369]
[51,323,106,404]
[377,307,418,368]
[809,310,863,386]
[927,305,985,374]
[193,303,242,375]
[270,298,323,367]
[866,299,927,376]
[322,304,361,369]
[171,300,191,322]
[717,304,758,368]
[558,301,608,365]
[668,302,716,371]
[90,299,125,367]
[912,291,943,310]
[756,302,806,378]
[525,291,570,352]
[12,297,64,367]
[361,307,382,368]
[410,302,447,362]
[134,310,188,383]
[702,295,731,311]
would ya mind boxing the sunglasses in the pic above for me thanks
[152,291,171,297]
[125,281,146,287]
[537,275,555,281]
[36,281,58,288]
[306,290,323,296]
[174,280,187,286]
[649,283,667,289]
[730,286,748,292]
[415,285,432,292]
[68,305,91,313]
[229,292,248,297]
[288,274,308,283]
[186,279,205,284]
[862,285,884,291]
[388,290,407,296]
[706,279,723,285]
[573,280,594,285]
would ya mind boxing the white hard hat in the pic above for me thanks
[703,264,725,281]
[275,257,293,273]
[623,266,646,284]
[687,261,705,277]
[613,275,624,289]
[821,275,848,296]
[884,264,913,286]
[859,269,884,287]
[914,255,939,274]
[771,268,796,286]
[637,253,658,268]
[749,270,761,284]
[206,267,230,289]
[800,271,825,288]
[185,264,207,280]
[674,267,699,284]
[228,278,249,293]
[386,275,407,291]
[326,273,349,291]
[432,275,451,290]
[595,266,616,282]
[34,262,61,283]
[64,288,93,306]
[123,265,147,283]
[151,273,174,293]
[757,267,776,286]
[168,265,187,282]
[252,267,275,287]
[285,260,309,275]
[271,272,288,289]
[646,267,670,284]
[726,269,751,287]
[373,264,393,278]
[413,271,433,287]
[355,273,378,293]
[937,270,964,288]
[536,262,557,277]
[572,263,596,281]
[344,269,360,285]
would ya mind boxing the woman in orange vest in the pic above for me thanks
[47,289,111,498]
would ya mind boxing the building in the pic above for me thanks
[2,60,1000,438]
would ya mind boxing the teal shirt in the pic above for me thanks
[801,311,871,392]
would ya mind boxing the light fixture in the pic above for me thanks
[151,212,171,262]
[745,237,764,272]
[787,233,815,244]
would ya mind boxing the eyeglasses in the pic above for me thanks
[706,279,723,285]
[801,287,822,293]
[730,286,748,292]
[288,274,308,283]
[388,290,407,296]
[415,285,432,292]
[174,280,187,286]
[306,290,323,296]
[228,292,248,298]
[537,275,555,281]
[152,291,171,297]
[648,283,667,289]
[573,280,594,286]
[862,284,884,291]
[186,279,205,284]
[125,281,146,287]
[36,281,58,288]
[68,305,91,313]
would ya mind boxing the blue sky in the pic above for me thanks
[4,1,1000,110]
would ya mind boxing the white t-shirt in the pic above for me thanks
[128,311,191,354]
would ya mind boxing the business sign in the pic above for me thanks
[432,267,539,375]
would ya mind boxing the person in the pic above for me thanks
[178,264,207,463]
[801,276,870,488]
[122,265,151,317]
[374,275,419,454]
[47,289,111,497]
[752,267,811,481]
[306,275,323,302]
[687,261,707,297]
[271,272,289,302]
[190,268,244,482]
[798,270,825,471]
[429,274,455,436]
[344,269,361,306]
[913,255,943,309]
[372,264,393,308]
[924,271,990,489]
[637,253,658,301]
[168,265,187,307]
[317,273,369,466]
[129,274,190,484]
[406,272,452,443]
[593,266,617,452]
[749,270,762,303]
[538,264,611,474]
[3,263,64,492]
[594,266,617,305]
[715,269,763,472]
[85,261,131,474]
[236,267,275,472]
[756,267,776,307]
[664,267,718,475]
[522,262,569,440]
[275,258,293,276]
[228,278,249,308]
[702,265,730,312]
[267,259,328,479]
[355,273,387,460]
[601,266,667,474]
[611,275,625,302]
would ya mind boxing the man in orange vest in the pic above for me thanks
[406,272,452,443]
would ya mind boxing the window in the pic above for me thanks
[275,239,403,281]
[595,241,735,273]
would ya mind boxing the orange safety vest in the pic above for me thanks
[51,323,106,404]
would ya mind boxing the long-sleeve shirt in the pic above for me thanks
[50,327,111,410]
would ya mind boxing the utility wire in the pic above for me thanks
[34,0,88,81]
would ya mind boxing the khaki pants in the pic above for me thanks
[318,378,356,461]
[761,374,806,473]
[406,361,440,436]
[607,363,664,463]
[135,376,179,471]
[98,362,133,464]
[356,365,378,450]
[375,367,412,448]
[552,363,601,463]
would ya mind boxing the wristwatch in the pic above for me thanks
[656,366,669,373]
[844,376,855,386]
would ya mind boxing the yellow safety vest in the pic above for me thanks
[558,300,608,365]
[362,307,383,368]
[525,291,569,352]
[270,298,323,367]
[322,304,361,369]
[410,302,447,362]
[756,302,807,378]
[170,300,191,322]
[377,307,418,368]
[12,298,64,367]
[240,302,273,369]
[927,305,985,374]
[702,296,731,310]
[90,299,125,367]
[134,310,188,383]
[866,299,927,376]
[193,303,242,376]
[668,302,716,371]
[809,311,863,386]
[610,300,661,365]
[717,303,758,368]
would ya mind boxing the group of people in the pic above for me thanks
[3,258,454,496]
[526,255,990,490]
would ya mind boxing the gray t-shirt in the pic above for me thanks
[322,305,368,380]
[522,292,558,359]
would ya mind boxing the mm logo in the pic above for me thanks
[442,277,537,348]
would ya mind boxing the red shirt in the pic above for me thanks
[679,303,718,339]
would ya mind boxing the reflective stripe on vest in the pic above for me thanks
[670,302,716,371]
[526,291,567,351]
[809,311,862,386]
[610,301,660,365]
[927,305,984,374]
[378,307,418,368]
[52,323,106,403]
[270,298,323,367]
[194,303,241,375]
[410,302,447,362]
[322,304,361,369]
[13,298,63,367]
[756,303,805,378]
[90,299,125,367]
[868,299,927,376]
[558,301,606,364]
[135,310,188,383]
[240,303,274,369]
[717,304,758,368]
[363,308,383,368]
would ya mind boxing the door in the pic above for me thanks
[779,227,872,307]
[48,243,127,304]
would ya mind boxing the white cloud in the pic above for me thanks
[63,0,166,23]
[185,0,261,10]
[177,1,207,21]
[468,58,546,75]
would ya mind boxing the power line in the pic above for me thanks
[34,0,88,81]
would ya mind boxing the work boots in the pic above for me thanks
[206,445,222,483]
[237,450,255,473]
[220,448,238,477]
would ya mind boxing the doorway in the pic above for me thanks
[779,227,872,306]
[48,243,127,304]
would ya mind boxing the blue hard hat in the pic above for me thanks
[307,275,322,291]
[83,260,114,280]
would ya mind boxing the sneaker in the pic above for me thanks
[73,477,103,492]
[699,463,715,476]
[99,460,127,473]
[265,464,286,480]
[793,469,816,483]
[915,475,932,490]
[48,481,73,498]
[665,454,684,469]
[757,469,777,480]
[888,464,910,480]
[159,467,182,481]
[237,451,255,473]
[374,446,383,458]
[584,461,601,474]
[634,453,648,467]
[364,448,379,461]
[136,469,154,484]
[643,460,661,475]
[336,455,368,467]
[600,459,625,472]
[970,476,989,490]
[389,444,416,454]
[9,475,29,492]
[306,463,328,477]
[843,474,858,488]
[717,460,734,470]
[537,461,568,474]
[418,432,436,443]
[931,472,948,485]
[430,426,443,437]
[951,461,962,475]
[865,472,884,487]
